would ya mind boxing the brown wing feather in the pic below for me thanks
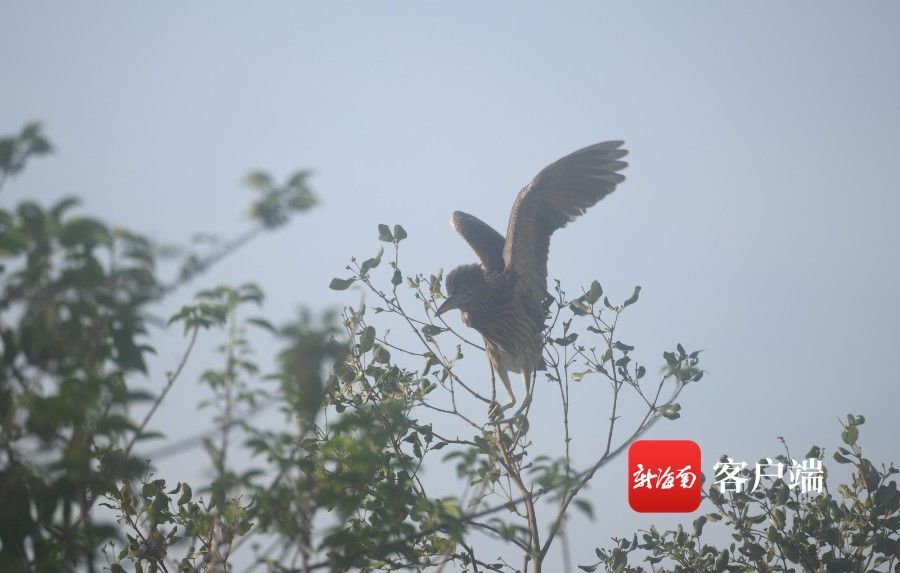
[503,141,628,303]
[451,211,506,273]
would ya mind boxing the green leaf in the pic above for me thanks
[659,403,681,420]
[393,224,408,241]
[613,341,634,352]
[287,170,310,188]
[373,344,391,363]
[329,277,355,290]
[747,543,765,560]
[177,483,192,505]
[841,425,858,446]
[833,451,852,464]
[246,317,277,333]
[244,170,273,192]
[0,138,15,169]
[623,285,641,307]
[30,136,52,154]
[391,269,402,286]
[692,515,707,536]
[358,326,375,353]
[585,280,603,304]
[377,224,394,242]
[59,217,112,247]
[572,370,592,382]
[573,498,595,519]
[554,333,578,346]
[441,499,462,519]
[20,122,42,139]
[360,246,384,273]
[771,507,785,528]
[50,196,81,219]
[570,299,592,315]
[422,353,440,376]
[663,351,678,366]
[421,324,446,338]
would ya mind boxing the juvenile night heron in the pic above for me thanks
[436,141,628,414]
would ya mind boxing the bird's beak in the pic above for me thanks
[435,296,459,317]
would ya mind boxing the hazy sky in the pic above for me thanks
[3,2,899,570]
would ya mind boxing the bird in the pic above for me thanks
[435,140,628,416]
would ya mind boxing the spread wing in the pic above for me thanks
[503,140,628,303]
[450,211,506,273]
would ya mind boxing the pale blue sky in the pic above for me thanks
[3,2,899,570]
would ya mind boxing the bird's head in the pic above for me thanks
[436,264,485,316]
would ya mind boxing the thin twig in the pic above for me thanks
[124,327,200,458]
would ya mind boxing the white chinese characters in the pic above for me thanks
[712,457,824,495]
[631,464,698,490]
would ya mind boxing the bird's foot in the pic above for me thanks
[511,393,533,418]
[489,400,517,423]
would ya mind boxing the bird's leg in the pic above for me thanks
[525,369,534,410]
[496,368,517,411]
[489,364,498,404]
[488,365,504,422]
[512,369,534,418]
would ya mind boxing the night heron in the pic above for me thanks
[436,141,628,415]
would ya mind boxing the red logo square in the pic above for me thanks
[628,440,701,512]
